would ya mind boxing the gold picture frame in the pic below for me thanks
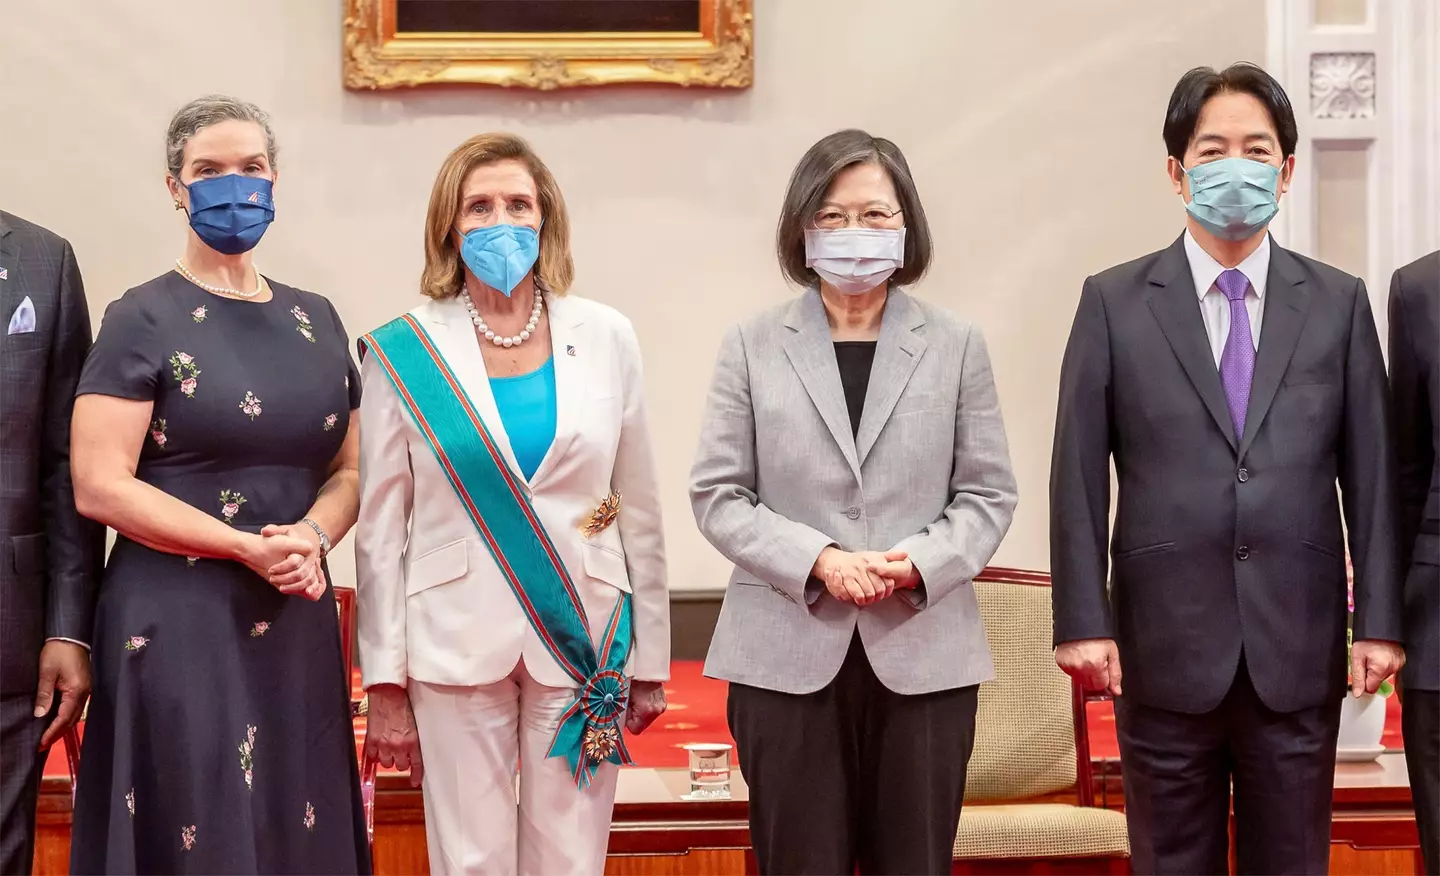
[343,0,753,91]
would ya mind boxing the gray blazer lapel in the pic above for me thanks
[782,290,861,481]
[856,290,926,465]
[1237,247,1310,461]
[1146,237,1237,452]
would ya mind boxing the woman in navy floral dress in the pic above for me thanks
[67,96,370,874]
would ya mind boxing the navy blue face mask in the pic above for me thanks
[184,174,275,255]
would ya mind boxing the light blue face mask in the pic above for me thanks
[1183,157,1281,241]
[459,223,540,296]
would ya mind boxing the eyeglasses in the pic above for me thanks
[811,206,904,230]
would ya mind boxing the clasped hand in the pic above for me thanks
[813,546,917,606]
[239,524,327,600]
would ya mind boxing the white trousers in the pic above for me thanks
[408,660,620,876]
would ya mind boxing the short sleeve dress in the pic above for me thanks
[68,271,371,875]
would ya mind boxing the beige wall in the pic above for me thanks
[0,0,1265,592]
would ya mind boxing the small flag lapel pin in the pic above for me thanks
[566,344,576,356]
[0,267,8,280]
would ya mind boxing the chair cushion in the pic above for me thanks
[953,804,1131,860]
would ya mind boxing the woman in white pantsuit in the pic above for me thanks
[355,133,670,876]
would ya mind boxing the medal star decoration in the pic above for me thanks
[580,490,622,538]
[583,723,621,764]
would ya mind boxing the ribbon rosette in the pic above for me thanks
[550,668,633,788]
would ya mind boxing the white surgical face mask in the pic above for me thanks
[804,227,906,295]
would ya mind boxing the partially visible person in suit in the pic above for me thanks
[1050,63,1405,875]
[689,129,1018,876]
[0,211,103,875]
[356,133,670,876]
[1390,249,1439,874]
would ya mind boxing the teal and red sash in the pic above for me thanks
[360,315,633,788]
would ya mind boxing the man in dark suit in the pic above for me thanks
[0,211,103,873]
[1390,249,1440,874]
[1049,63,1406,875]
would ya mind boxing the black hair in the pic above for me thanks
[776,129,933,289]
[1163,62,1298,161]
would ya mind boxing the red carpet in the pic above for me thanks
[43,661,1404,778]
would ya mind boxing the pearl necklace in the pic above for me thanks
[175,259,263,299]
[461,288,543,348]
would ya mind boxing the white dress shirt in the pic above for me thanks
[1183,230,1270,366]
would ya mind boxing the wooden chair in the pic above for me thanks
[951,567,1130,874]
[334,586,378,859]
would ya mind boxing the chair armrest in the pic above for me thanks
[63,726,82,805]
[361,745,377,856]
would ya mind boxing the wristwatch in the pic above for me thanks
[300,518,331,558]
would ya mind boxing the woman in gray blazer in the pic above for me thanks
[689,129,1018,876]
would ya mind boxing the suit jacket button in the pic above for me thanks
[846,507,861,520]
[1236,546,1250,561]
[1237,468,1250,483]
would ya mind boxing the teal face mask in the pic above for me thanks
[1183,157,1281,241]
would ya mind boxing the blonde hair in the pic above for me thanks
[420,133,574,300]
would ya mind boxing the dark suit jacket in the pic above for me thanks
[1050,234,1403,715]
[0,211,103,695]
[1389,250,1440,692]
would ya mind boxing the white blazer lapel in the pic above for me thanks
[527,291,583,489]
[422,296,528,487]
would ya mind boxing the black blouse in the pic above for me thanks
[833,341,878,437]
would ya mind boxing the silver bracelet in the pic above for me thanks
[299,518,331,558]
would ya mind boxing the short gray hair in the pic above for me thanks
[775,129,933,289]
[165,95,278,179]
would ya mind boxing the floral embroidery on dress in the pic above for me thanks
[191,305,208,324]
[169,352,200,398]
[181,825,197,851]
[150,418,168,449]
[250,621,271,638]
[219,491,246,524]
[238,725,257,790]
[123,636,149,652]
[291,306,316,343]
[125,789,135,817]
[239,390,262,421]
[303,802,316,832]
[323,413,338,431]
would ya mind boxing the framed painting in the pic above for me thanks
[343,0,753,91]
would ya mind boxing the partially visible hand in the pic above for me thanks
[259,524,327,601]
[364,683,424,788]
[1351,640,1405,697]
[1055,638,1123,696]
[35,641,91,750]
[814,547,888,605]
[239,531,315,587]
[626,680,668,735]
[864,551,917,591]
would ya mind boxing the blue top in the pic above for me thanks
[490,357,557,481]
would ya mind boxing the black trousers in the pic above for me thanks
[1115,655,1342,875]
[1404,688,1440,875]
[727,634,979,876]
[0,692,51,876]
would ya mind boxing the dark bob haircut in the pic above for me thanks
[775,129,933,289]
[1163,62,1298,161]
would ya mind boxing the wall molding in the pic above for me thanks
[1266,0,1440,337]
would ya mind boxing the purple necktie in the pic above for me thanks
[1216,268,1254,439]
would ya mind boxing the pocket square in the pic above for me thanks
[7,296,35,335]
